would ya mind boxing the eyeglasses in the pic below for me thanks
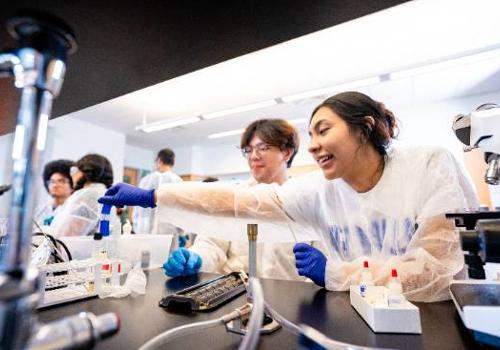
[240,143,274,158]
[69,166,79,176]
[46,178,70,186]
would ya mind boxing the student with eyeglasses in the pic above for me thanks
[35,159,75,226]
[163,119,325,281]
[99,92,478,302]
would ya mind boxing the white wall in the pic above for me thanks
[47,117,126,182]
[123,144,155,171]
[171,146,194,175]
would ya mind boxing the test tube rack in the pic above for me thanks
[37,258,117,308]
[349,285,422,334]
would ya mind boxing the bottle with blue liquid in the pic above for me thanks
[360,260,374,297]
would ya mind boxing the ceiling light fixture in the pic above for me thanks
[135,116,201,133]
[203,99,278,120]
[208,128,246,139]
[389,47,500,80]
[281,76,381,103]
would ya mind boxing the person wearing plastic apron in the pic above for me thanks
[99,91,478,302]
[133,148,183,235]
[163,118,325,281]
[51,154,114,238]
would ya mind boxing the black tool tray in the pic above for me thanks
[159,272,246,312]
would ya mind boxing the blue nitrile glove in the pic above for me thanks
[293,243,327,287]
[43,215,54,226]
[163,248,202,277]
[98,183,156,208]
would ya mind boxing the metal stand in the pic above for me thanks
[226,312,281,335]
[0,11,118,350]
[225,224,281,335]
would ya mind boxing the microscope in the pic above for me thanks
[0,11,118,349]
[446,104,500,348]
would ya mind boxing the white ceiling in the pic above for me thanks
[60,0,500,150]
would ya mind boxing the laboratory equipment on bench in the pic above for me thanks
[160,271,246,311]
[37,258,113,308]
[0,10,118,350]
[152,222,391,349]
[350,267,422,334]
[349,285,421,334]
[447,103,500,348]
[224,224,281,336]
[145,223,272,350]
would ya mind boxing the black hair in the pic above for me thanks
[42,159,75,192]
[202,176,219,183]
[240,118,300,168]
[74,154,114,190]
[156,148,175,166]
[311,91,398,156]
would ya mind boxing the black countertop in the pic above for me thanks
[38,269,477,350]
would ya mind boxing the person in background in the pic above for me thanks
[35,159,75,226]
[133,148,182,234]
[50,153,114,237]
[163,119,324,281]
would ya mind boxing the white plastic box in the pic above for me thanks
[60,234,172,269]
[350,285,422,334]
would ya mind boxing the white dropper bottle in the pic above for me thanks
[359,260,374,297]
[387,268,405,307]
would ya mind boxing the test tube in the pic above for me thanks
[247,224,258,278]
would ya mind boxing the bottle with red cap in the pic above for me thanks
[387,268,404,307]
[359,260,374,297]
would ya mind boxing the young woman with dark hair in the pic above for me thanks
[51,154,114,237]
[99,92,478,302]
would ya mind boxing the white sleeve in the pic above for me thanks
[155,180,319,242]
[50,190,101,237]
[324,148,478,302]
[189,236,230,273]
[276,171,328,231]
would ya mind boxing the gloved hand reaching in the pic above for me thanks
[163,248,202,277]
[293,243,327,287]
[98,182,156,208]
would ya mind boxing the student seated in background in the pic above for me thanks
[162,118,324,281]
[51,153,114,237]
[35,159,75,227]
[99,92,478,302]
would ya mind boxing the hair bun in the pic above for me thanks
[376,101,397,137]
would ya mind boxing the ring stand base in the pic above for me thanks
[226,311,281,335]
